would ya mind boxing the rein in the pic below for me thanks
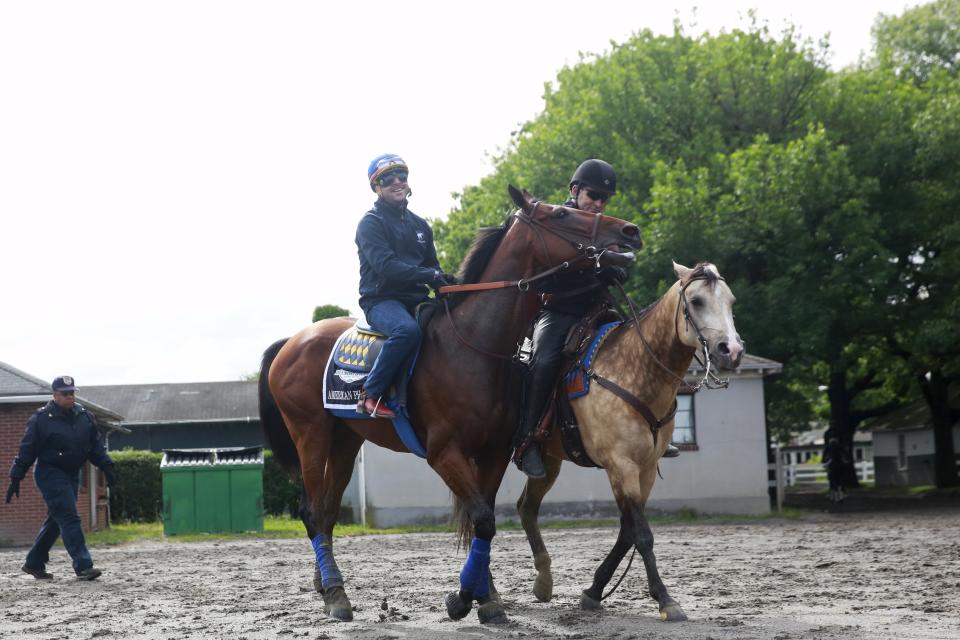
[437,201,621,360]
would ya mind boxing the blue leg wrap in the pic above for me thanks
[459,537,491,599]
[311,534,344,590]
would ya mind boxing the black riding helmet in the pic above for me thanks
[570,159,616,195]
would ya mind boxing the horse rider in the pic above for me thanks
[5,376,115,581]
[516,159,680,478]
[355,153,457,419]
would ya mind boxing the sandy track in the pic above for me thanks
[2,509,958,639]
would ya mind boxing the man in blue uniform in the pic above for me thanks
[5,376,115,580]
[516,160,680,478]
[355,154,456,418]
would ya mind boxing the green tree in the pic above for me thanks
[313,304,351,323]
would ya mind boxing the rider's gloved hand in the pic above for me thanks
[433,271,459,287]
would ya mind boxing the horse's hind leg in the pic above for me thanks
[517,452,563,602]
[298,417,364,621]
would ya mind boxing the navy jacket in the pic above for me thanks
[9,401,114,479]
[539,198,628,315]
[356,199,442,314]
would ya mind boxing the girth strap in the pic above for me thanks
[589,373,677,446]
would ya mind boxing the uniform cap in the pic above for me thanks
[52,376,77,392]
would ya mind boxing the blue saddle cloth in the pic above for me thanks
[322,320,427,458]
[563,321,622,399]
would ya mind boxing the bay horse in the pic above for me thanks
[258,185,640,624]
[515,261,743,621]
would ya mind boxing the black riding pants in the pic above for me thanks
[519,308,580,440]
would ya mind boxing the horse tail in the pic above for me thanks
[451,494,474,551]
[258,338,300,472]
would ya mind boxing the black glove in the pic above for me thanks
[103,466,116,489]
[434,272,459,287]
[5,478,20,503]
[600,266,629,285]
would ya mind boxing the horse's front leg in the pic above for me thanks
[517,452,563,602]
[579,513,635,610]
[434,448,509,624]
[602,461,687,621]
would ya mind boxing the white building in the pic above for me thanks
[342,354,782,526]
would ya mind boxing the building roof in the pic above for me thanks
[81,381,259,424]
[0,361,51,396]
[688,353,783,376]
[869,386,960,433]
[0,360,124,423]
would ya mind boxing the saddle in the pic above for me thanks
[519,304,623,469]
[321,302,439,459]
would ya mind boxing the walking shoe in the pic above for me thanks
[76,567,102,581]
[359,396,395,419]
[519,444,546,479]
[662,444,680,458]
[21,564,53,580]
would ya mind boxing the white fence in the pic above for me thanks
[779,461,875,486]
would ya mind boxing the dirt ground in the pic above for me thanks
[1,508,959,640]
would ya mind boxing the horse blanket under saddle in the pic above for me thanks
[322,322,427,458]
[550,320,623,469]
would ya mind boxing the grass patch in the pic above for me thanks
[86,508,801,547]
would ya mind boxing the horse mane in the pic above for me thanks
[680,262,721,288]
[446,212,516,310]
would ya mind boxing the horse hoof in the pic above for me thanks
[580,590,602,611]
[477,599,508,624]
[445,591,472,621]
[532,574,553,602]
[659,602,687,622]
[322,586,354,622]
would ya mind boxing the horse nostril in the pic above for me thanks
[718,342,730,355]
[622,224,639,238]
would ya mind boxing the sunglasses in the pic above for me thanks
[583,188,610,203]
[378,171,408,187]
[57,391,75,396]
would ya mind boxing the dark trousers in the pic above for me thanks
[520,309,580,440]
[363,299,421,399]
[25,463,93,574]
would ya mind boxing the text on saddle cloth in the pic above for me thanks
[322,321,428,459]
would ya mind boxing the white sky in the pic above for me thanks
[1,1,915,385]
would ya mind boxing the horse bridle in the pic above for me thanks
[439,200,625,360]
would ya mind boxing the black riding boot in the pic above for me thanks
[516,310,578,479]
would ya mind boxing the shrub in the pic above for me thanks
[110,449,162,522]
[263,450,303,517]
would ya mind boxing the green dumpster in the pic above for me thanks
[161,447,264,535]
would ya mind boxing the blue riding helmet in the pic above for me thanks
[368,153,409,191]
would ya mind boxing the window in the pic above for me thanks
[672,394,696,445]
[897,434,908,470]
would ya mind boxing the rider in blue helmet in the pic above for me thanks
[354,154,457,418]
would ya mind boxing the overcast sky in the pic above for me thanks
[1,1,915,385]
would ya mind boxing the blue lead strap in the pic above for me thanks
[459,537,491,599]
[311,534,344,590]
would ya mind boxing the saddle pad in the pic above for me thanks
[322,323,428,459]
[323,325,386,410]
[564,321,622,400]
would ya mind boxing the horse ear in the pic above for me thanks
[508,184,526,208]
[673,261,692,281]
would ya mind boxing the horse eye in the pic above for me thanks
[554,208,568,218]
[691,296,704,307]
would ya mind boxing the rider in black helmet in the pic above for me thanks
[515,159,679,478]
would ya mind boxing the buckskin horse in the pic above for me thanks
[515,262,743,622]
[258,186,640,624]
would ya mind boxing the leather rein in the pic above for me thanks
[438,201,617,361]
[585,271,730,446]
